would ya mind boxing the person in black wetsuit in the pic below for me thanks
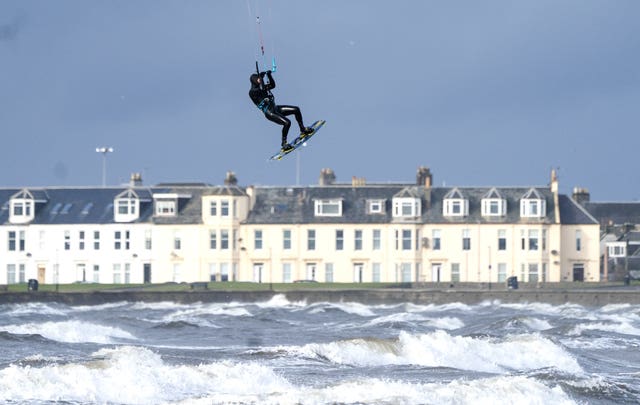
[249,70,313,153]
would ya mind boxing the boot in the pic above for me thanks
[281,143,294,153]
[299,126,314,139]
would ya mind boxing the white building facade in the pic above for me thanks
[0,170,601,285]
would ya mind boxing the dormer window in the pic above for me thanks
[12,200,32,216]
[520,188,546,218]
[315,199,342,216]
[481,188,507,217]
[393,198,420,217]
[155,200,176,216]
[443,188,468,217]
[9,189,45,224]
[114,189,146,223]
[392,188,421,218]
[117,198,136,215]
[367,199,385,214]
[607,242,626,258]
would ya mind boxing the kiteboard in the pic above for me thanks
[269,120,325,161]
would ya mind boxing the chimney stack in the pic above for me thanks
[224,171,238,186]
[572,187,590,205]
[129,173,143,187]
[319,168,336,186]
[416,166,433,188]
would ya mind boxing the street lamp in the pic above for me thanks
[95,147,114,187]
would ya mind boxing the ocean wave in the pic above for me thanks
[0,346,292,404]
[177,375,576,405]
[0,302,68,317]
[0,320,137,344]
[291,330,582,374]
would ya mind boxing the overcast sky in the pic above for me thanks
[1,1,639,201]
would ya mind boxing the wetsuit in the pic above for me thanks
[249,71,308,147]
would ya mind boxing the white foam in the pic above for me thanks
[0,346,292,404]
[180,375,576,405]
[0,320,136,344]
[255,293,307,308]
[70,302,130,312]
[295,330,582,374]
[308,301,376,317]
[569,321,640,337]
[522,317,553,331]
[2,302,67,317]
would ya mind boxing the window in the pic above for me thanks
[542,229,547,251]
[482,199,506,216]
[325,263,334,282]
[307,229,316,250]
[575,230,582,251]
[113,264,122,284]
[443,189,468,217]
[282,263,292,283]
[174,232,181,250]
[145,230,152,250]
[221,200,230,217]
[315,199,342,216]
[8,231,16,251]
[254,230,263,250]
[481,189,506,217]
[7,264,16,284]
[64,231,71,250]
[117,199,136,215]
[283,229,292,250]
[432,229,441,250]
[451,263,460,282]
[393,198,420,217]
[498,230,506,250]
[155,200,176,216]
[12,200,32,217]
[355,230,363,250]
[18,264,25,283]
[210,230,217,249]
[373,229,381,250]
[221,230,229,250]
[79,231,85,250]
[528,230,539,251]
[497,263,507,282]
[402,230,412,250]
[372,263,381,282]
[115,231,122,250]
[336,230,344,250]
[94,231,100,250]
[462,229,471,251]
[399,263,412,282]
[608,243,626,257]
[520,189,546,218]
[124,263,131,284]
[210,201,217,216]
[368,199,384,214]
[528,263,539,282]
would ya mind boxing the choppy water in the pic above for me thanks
[1,296,639,404]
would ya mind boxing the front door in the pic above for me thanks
[431,263,441,282]
[143,263,152,283]
[37,266,46,284]
[306,263,317,281]
[353,263,364,283]
[573,264,584,282]
[253,263,264,283]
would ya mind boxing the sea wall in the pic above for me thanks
[1,288,639,306]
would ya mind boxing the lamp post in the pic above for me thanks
[95,147,114,187]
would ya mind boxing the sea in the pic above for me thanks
[1,295,639,404]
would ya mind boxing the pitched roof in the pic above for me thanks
[583,202,640,226]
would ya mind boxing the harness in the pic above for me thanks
[257,97,273,113]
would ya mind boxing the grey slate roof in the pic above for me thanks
[0,184,598,226]
[583,202,640,226]
[244,184,597,226]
